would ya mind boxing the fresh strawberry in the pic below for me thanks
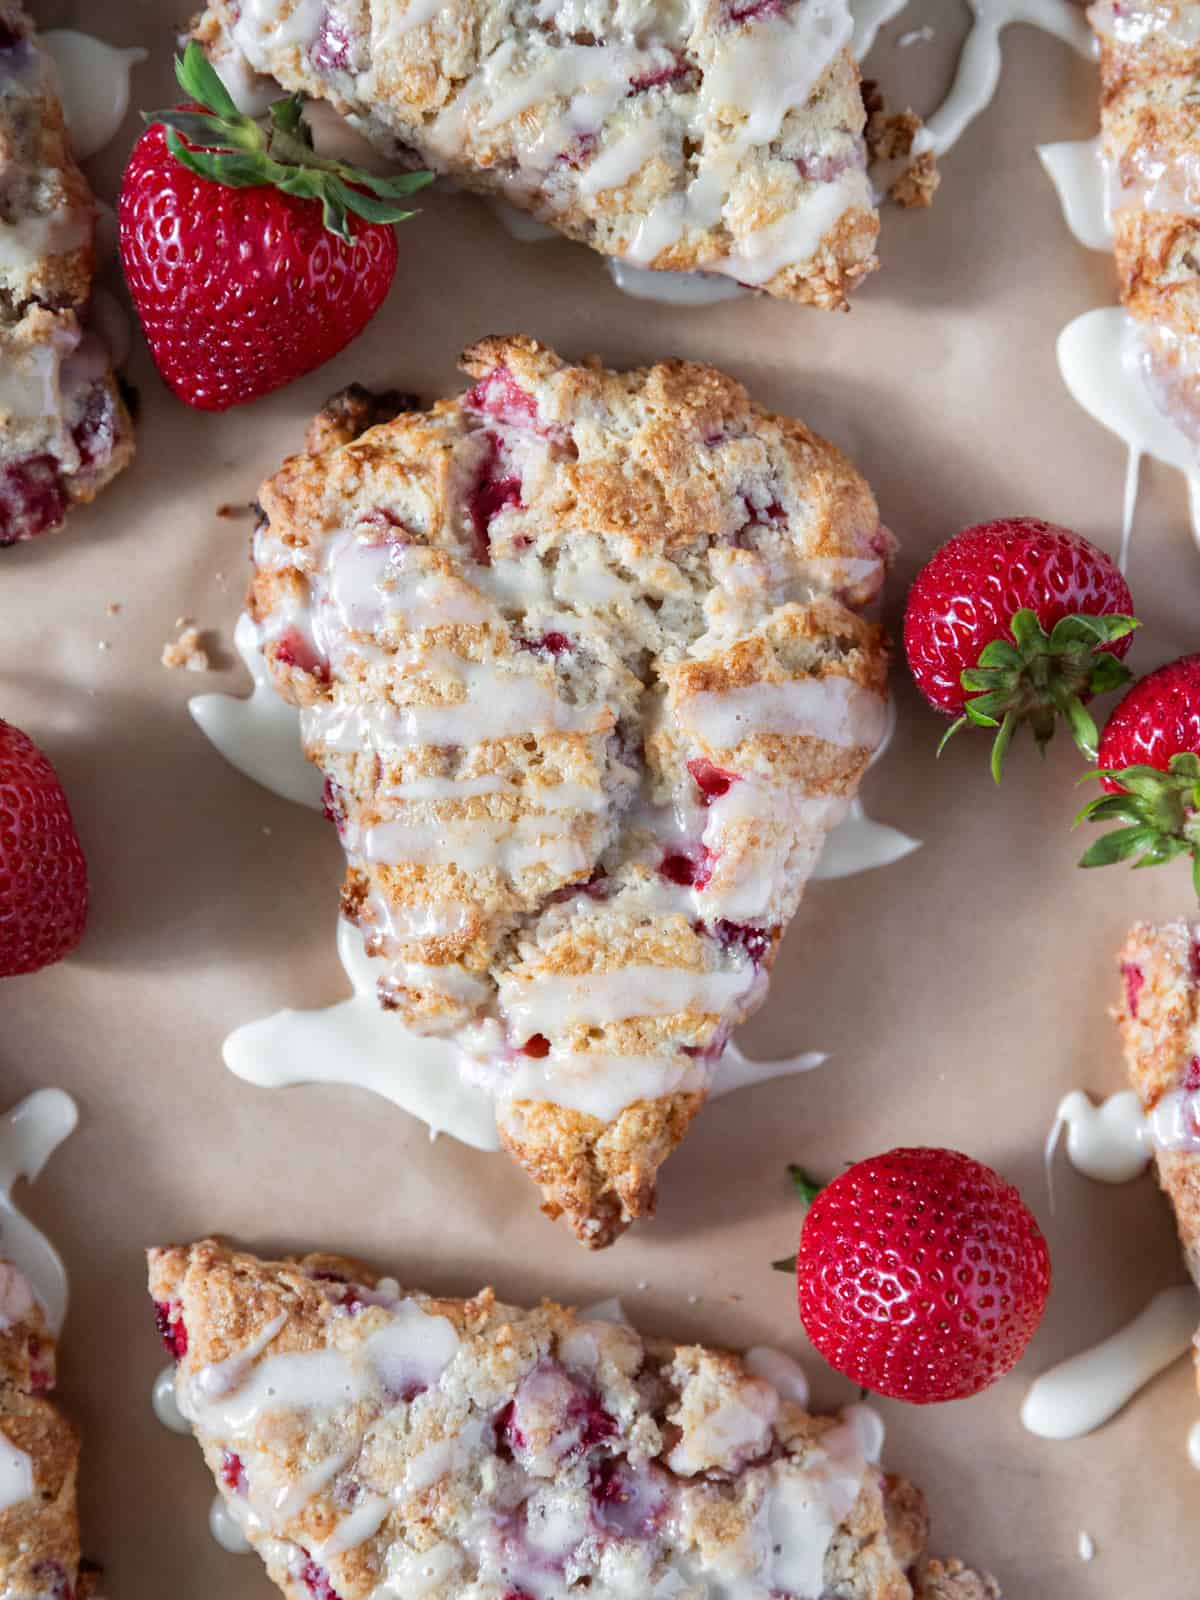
[119,44,431,410]
[0,721,88,977]
[1076,653,1200,892]
[796,1147,1050,1404]
[903,518,1138,780]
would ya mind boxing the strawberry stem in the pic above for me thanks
[144,42,433,243]
[938,607,1139,781]
[1076,753,1200,888]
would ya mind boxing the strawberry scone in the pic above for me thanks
[1090,1,1200,444]
[1117,920,1200,1281]
[0,1260,92,1600]
[246,337,893,1246]
[191,0,879,307]
[0,2,134,544]
[150,1238,1000,1600]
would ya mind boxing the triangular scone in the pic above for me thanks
[1116,920,1200,1281]
[0,2,134,544]
[191,1,878,307]
[149,1239,1000,1600]
[247,337,893,1246]
[0,1261,91,1600]
[1090,4,1200,442]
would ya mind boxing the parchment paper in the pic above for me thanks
[3,6,1192,1595]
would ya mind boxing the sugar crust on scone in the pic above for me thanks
[246,336,893,1247]
[149,1238,1000,1600]
[1090,1,1200,443]
[192,0,879,307]
[0,1260,88,1600]
[0,2,134,545]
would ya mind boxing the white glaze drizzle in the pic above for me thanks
[0,1090,77,1334]
[1037,137,1110,254]
[849,0,911,59]
[605,259,747,306]
[193,616,915,880]
[1078,1531,1097,1563]
[209,1494,254,1555]
[912,1,1094,161]
[223,917,502,1153]
[1041,92,1200,562]
[0,1436,34,1514]
[1057,308,1200,563]
[156,1268,875,1586]
[1189,1418,1200,1469]
[1045,1089,1151,1188]
[1020,1284,1197,1440]
[743,1345,811,1406]
[41,31,146,161]
[152,1365,191,1435]
[225,919,832,1148]
[189,613,324,809]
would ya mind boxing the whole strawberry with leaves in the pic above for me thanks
[904,518,1138,781]
[1077,653,1200,893]
[119,44,431,410]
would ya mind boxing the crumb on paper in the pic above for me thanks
[105,600,121,617]
[636,1280,649,1292]
[97,640,111,652]
[1077,1531,1096,1562]
[262,826,273,837]
[161,624,211,673]
[862,82,940,210]
[898,25,934,47]
[687,1294,699,1305]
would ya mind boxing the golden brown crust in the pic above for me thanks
[194,0,879,306]
[249,335,892,1245]
[149,1239,997,1600]
[0,1263,85,1600]
[1116,920,1200,1280]
[1089,4,1200,440]
[0,2,134,541]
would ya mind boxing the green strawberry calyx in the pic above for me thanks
[144,42,433,242]
[770,1164,823,1273]
[1076,752,1200,897]
[938,608,1140,784]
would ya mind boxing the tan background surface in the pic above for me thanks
[3,4,1193,1594]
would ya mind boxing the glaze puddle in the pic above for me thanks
[43,30,146,162]
[224,920,833,1150]
[0,1090,78,1334]
[1040,64,1200,563]
[1045,1089,1151,1190]
[1021,1285,1197,1440]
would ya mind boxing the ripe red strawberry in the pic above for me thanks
[119,45,430,411]
[796,1147,1050,1404]
[0,721,88,977]
[903,518,1138,780]
[1077,653,1200,891]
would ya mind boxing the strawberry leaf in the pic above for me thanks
[947,605,1140,778]
[164,130,284,189]
[150,43,434,240]
[175,38,240,119]
[936,715,968,757]
[787,1165,822,1206]
[1076,751,1200,892]
[1010,608,1049,654]
[1079,825,1157,867]
[990,710,1016,784]
[1061,695,1099,762]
